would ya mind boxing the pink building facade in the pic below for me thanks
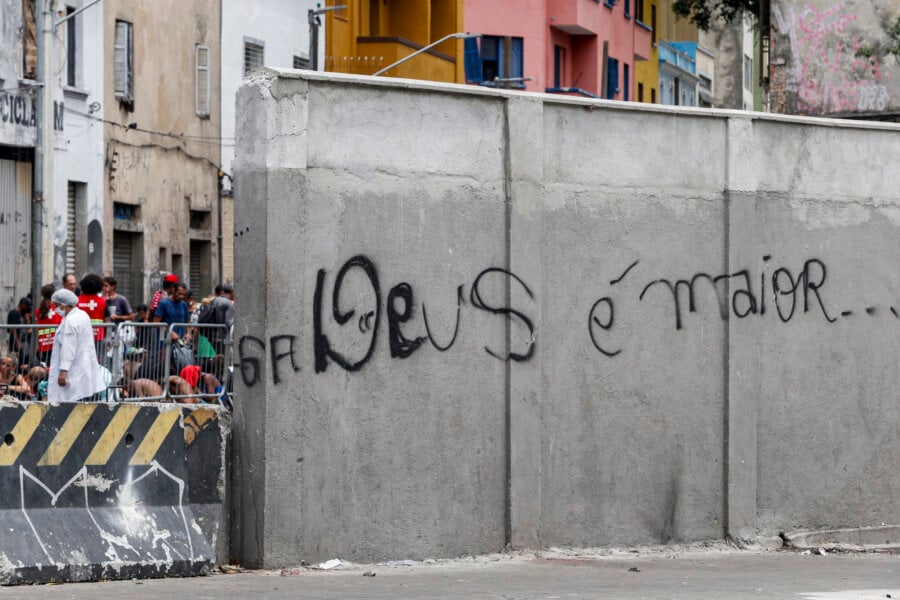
[464,0,652,100]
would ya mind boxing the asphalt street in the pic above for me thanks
[4,548,899,600]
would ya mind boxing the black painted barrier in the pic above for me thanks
[0,401,228,585]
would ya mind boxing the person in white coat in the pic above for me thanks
[48,289,106,402]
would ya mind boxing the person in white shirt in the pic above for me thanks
[48,289,106,402]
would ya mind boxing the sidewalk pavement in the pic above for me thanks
[6,545,900,600]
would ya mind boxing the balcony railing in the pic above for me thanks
[658,41,696,74]
[329,37,457,82]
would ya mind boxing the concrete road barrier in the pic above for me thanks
[0,401,229,585]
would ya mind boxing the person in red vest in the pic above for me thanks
[77,274,110,342]
[35,283,61,366]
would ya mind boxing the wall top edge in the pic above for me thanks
[248,67,900,133]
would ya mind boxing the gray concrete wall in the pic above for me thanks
[233,70,900,567]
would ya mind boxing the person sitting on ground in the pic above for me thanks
[0,356,29,400]
[26,365,47,400]
[122,347,146,384]
[126,378,164,401]
[167,375,201,404]
[178,364,223,402]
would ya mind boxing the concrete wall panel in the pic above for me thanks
[536,192,727,546]
[542,107,727,195]
[234,70,900,566]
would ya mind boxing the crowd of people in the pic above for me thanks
[2,274,235,405]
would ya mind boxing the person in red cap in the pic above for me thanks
[180,364,201,388]
[175,364,222,403]
[149,274,178,313]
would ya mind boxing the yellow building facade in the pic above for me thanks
[635,0,702,104]
[634,0,659,103]
[325,0,465,83]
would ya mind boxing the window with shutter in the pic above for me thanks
[113,233,134,302]
[293,55,310,70]
[464,37,483,83]
[606,57,619,99]
[196,45,210,117]
[66,183,76,275]
[114,20,133,105]
[244,40,264,76]
[66,6,77,86]
[468,36,525,87]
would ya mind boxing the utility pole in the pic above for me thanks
[31,0,46,305]
[308,4,347,71]
[31,0,100,298]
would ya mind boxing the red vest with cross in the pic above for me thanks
[78,294,108,341]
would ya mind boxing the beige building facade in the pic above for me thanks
[103,0,223,303]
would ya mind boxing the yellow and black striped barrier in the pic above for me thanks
[0,401,228,585]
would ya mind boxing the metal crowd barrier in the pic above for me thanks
[0,321,233,408]
[115,322,171,402]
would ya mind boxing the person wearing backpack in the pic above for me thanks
[196,283,234,381]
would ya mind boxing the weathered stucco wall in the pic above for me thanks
[233,70,900,567]
[104,0,222,298]
[771,0,900,117]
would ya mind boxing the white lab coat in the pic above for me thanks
[48,307,107,402]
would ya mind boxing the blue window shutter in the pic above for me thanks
[510,38,524,79]
[464,37,483,83]
[607,57,619,99]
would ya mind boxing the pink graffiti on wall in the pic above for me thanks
[775,2,891,114]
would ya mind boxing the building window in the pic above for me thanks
[293,55,310,70]
[22,0,37,79]
[244,39,264,76]
[743,54,752,90]
[480,35,525,88]
[466,36,525,87]
[189,210,211,230]
[651,87,656,103]
[114,20,134,106]
[623,63,630,101]
[607,57,619,99]
[638,82,644,102]
[624,0,631,18]
[113,202,137,221]
[66,183,77,275]
[651,5,657,44]
[65,6,77,86]
[553,45,564,87]
[636,0,645,22]
[680,82,695,106]
[195,45,210,117]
